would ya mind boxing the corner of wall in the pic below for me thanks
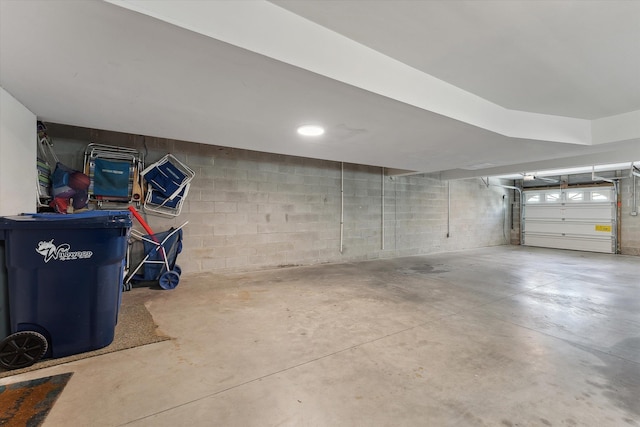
[0,88,37,216]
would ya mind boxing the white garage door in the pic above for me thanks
[522,186,616,253]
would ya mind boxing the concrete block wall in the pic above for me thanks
[510,188,522,246]
[46,123,513,273]
[620,175,640,255]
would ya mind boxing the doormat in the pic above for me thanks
[0,290,170,378]
[0,372,73,427]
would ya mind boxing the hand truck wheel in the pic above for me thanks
[159,271,180,290]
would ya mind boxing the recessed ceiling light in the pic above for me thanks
[297,125,325,137]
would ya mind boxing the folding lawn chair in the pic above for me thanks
[83,143,144,208]
[141,154,195,217]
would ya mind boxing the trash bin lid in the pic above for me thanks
[0,211,132,230]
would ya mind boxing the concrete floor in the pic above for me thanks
[2,245,639,426]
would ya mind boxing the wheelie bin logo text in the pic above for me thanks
[36,239,94,263]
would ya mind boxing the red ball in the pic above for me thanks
[69,171,90,190]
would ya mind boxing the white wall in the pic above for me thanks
[0,88,36,215]
[0,88,36,338]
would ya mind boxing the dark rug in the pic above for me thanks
[0,289,170,378]
[0,372,73,426]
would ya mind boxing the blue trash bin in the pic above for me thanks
[0,210,131,370]
[0,242,9,341]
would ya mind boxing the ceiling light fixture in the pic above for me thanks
[297,125,325,137]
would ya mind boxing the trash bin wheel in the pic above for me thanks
[159,271,180,290]
[0,331,49,370]
[173,265,182,276]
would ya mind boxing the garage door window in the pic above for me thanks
[590,191,611,202]
[566,191,584,202]
[526,193,541,203]
[545,191,561,202]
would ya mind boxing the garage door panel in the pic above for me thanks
[524,234,614,253]
[560,205,614,220]
[524,220,613,236]
[525,204,614,220]
[524,205,564,219]
[522,186,616,254]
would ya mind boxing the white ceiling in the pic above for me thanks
[273,0,640,120]
[1,0,639,179]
